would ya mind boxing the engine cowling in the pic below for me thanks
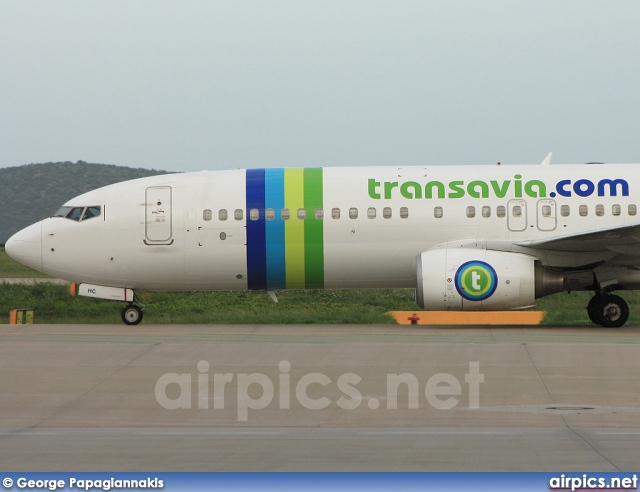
[416,248,563,311]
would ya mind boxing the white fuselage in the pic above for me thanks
[7,164,640,293]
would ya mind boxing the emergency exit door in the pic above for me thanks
[145,186,173,244]
[537,199,557,231]
[507,199,527,231]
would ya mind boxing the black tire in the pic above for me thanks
[121,305,143,325]
[591,294,629,328]
[586,295,601,324]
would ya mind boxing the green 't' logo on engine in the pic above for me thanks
[455,261,498,301]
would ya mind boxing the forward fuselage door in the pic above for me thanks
[145,186,173,245]
[536,199,557,231]
[507,199,527,231]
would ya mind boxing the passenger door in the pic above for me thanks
[145,186,173,245]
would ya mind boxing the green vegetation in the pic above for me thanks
[0,285,415,324]
[0,283,123,324]
[0,248,50,278]
[0,161,170,244]
[2,248,638,325]
[2,281,638,325]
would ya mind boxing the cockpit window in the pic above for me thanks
[68,207,84,221]
[53,206,73,218]
[52,206,101,222]
[82,206,101,220]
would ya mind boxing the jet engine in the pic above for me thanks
[416,249,564,311]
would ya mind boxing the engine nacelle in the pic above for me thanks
[416,249,563,311]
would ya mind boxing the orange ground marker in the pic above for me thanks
[388,311,546,325]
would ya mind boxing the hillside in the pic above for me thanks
[0,161,171,244]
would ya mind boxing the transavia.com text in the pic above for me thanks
[155,360,484,421]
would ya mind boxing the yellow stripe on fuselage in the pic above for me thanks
[284,169,306,288]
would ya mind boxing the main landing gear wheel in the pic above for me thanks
[121,304,143,325]
[586,295,601,324]
[587,294,629,328]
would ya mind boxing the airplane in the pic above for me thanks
[5,154,640,327]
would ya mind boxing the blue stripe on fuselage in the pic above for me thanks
[246,169,267,290]
[265,168,286,289]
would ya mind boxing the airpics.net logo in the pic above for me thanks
[455,261,498,301]
[154,361,484,422]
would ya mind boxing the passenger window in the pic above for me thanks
[496,206,506,218]
[542,205,551,218]
[250,208,259,221]
[349,208,358,219]
[482,206,491,218]
[383,207,392,219]
[595,204,604,217]
[561,205,570,217]
[367,207,376,219]
[203,209,212,221]
[82,206,101,220]
[234,209,243,221]
[265,208,275,221]
[281,208,291,220]
[297,208,306,220]
[315,208,324,220]
[466,206,475,218]
[400,207,409,219]
[612,204,621,216]
[218,209,227,221]
[512,206,521,218]
[579,205,588,217]
[629,204,637,216]
[331,208,341,219]
[434,206,443,219]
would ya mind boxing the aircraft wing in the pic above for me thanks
[515,223,640,253]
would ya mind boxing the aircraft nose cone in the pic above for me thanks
[5,222,43,272]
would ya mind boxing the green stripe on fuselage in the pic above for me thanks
[304,168,324,289]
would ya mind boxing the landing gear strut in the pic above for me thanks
[587,293,629,328]
[121,293,146,326]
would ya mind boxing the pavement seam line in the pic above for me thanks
[522,343,621,471]
[33,342,161,429]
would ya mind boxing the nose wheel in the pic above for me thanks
[121,304,144,325]
[587,294,629,328]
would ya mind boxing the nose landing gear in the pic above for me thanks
[121,304,143,325]
[121,294,146,325]
[587,293,629,328]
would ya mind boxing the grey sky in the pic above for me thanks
[1,1,639,172]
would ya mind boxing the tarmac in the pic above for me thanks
[1,323,639,471]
